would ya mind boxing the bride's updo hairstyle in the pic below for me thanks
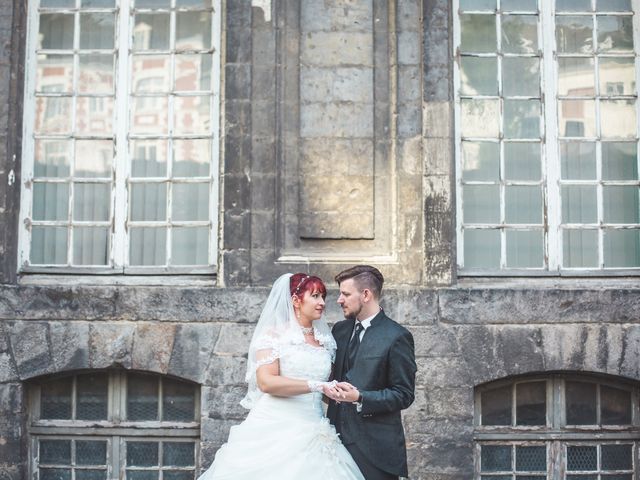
[290,273,327,300]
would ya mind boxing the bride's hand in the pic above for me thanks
[335,382,356,392]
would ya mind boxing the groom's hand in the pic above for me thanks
[321,383,346,402]
[336,382,360,403]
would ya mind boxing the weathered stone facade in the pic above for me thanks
[1,1,639,480]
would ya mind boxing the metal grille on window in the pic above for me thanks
[456,0,640,273]
[38,438,109,480]
[125,441,196,480]
[479,444,548,479]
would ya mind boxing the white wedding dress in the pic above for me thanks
[197,341,365,480]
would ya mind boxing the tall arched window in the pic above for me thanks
[475,374,640,479]
[28,370,200,480]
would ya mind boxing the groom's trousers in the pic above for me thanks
[344,442,398,480]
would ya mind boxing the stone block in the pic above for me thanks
[201,385,248,420]
[222,250,251,286]
[223,174,251,212]
[50,321,90,372]
[131,323,177,373]
[213,324,254,356]
[200,416,239,444]
[300,102,374,138]
[226,0,251,28]
[301,0,373,33]
[424,137,453,177]
[226,26,251,63]
[89,323,135,370]
[9,322,52,379]
[251,24,275,64]
[398,31,421,65]
[224,100,251,138]
[0,383,23,415]
[301,32,373,67]
[251,212,275,249]
[398,65,421,103]
[409,326,459,357]
[0,353,17,382]
[398,103,422,138]
[383,288,438,326]
[300,67,373,103]
[250,174,276,211]
[398,174,422,213]
[205,355,247,386]
[300,138,374,176]
[224,134,251,175]
[251,100,276,137]
[223,210,251,249]
[251,136,276,174]
[416,356,473,389]
[425,387,474,418]
[423,101,452,138]
[225,64,251,100]
[168,323,221,383]
[398,0,421,31]
[252,66,276,101]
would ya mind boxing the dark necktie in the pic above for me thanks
[347,322,364,370]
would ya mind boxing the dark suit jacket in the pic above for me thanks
[327,310,417,477]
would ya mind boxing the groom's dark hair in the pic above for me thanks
[335,265,384,299]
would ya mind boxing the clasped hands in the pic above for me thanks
[322,381,360,403]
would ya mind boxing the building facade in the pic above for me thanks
[1,0,640,479]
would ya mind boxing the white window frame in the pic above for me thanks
[18,0,222,275]
[454,0,640,276]
[28,371,201,480]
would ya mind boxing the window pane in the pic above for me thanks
[561,185,597,223]
[515,381,546,425]
[162,378,196,421]
[506,230,543,268]
[561,142,596,180]
[460,0,495,10]
[130,184,167,221]
[39,14,74,50]
[35,140,71,178]
[174,95,211,135]
[601,444,632,470]
[41,469,72,480]
[600,385,631,425]
[481,386,511,425]
[464,185,500,223]
[515,446,546,471]
[481,445,512,472]
[76,471,107,480]
[567,445,598,471]
[503,57,539,97]
[73,184,111,221]
[567,476,598,480]
[597,16,634,53]
[126,472,158,480]
[127,374,158,420]
[127,442,159,467]
[78,55,115,95]
[563,229,599,268]
[76,96,115,135]
[557,0,591,11]
[604,229,640,268]
[31,227,68,265]
[175,54,213,92]
[171,226,208,266]
[75,140,113,179]
[566,381,597,425]
[464,229,501,269]
[556,16,594,54]
[502,0,537,11]
[602,143,637,180]
[558,57,595,96]
[462,142,499,181]
[461,14,497,53]
[131,139,168,178]
[502,15,538,54]
[35,97,73,134]
[559,100,596,137]
[36,54,74,93]
[76,441,107,466]
[33,183,69,221]
[599,57,635,96]
[172,183,209,221]
[600,100,636,138]
[603,186,639,223]
[504,143,541,181]
[76,373,108,420]
[460,57,498,96]
[131,96,169,134]
[129,227,167,266]
[163,443,195,467]
[40,440,71,464]
[136,0,170,6]
[41,0,74,6]
[73,227,109,266]
[32,385,62,429]
[504,99,541,139]
[173,139,210,177]
[82,0,115,6]
[505,186,542,224]
[131,55,171,93]
[461,99,500,138]
[133,14,170,51]
[79,13,115,49]
[163,472,193,480]
[176,11,211,50]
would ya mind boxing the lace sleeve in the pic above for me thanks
[253,330,282,368]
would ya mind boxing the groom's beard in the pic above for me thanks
[344,304,363,321]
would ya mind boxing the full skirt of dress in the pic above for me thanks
[197,392,364,480]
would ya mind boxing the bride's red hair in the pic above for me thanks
[289,273,327,299]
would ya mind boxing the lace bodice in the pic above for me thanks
[278,343,332,382]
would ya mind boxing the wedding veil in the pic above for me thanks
[240,273,336,409]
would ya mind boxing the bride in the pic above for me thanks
[197,273,365,480]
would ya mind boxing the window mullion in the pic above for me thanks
[113,0,131,270]
[542,0,561,272]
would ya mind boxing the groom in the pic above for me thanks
[326,265,417,480]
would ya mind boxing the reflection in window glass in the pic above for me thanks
[481,386,511,425]
[566,381,597,425]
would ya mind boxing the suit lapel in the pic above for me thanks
[350,310,386,371]
[335,319,354,379]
